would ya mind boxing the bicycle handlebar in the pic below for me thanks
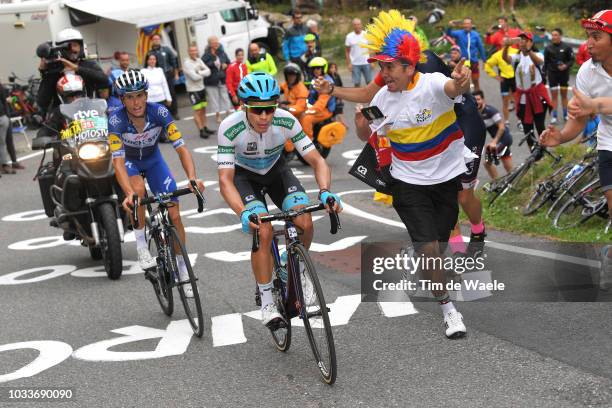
[250,197,341,253]
[131,181,205,227]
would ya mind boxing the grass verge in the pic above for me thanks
[469,143,609,243]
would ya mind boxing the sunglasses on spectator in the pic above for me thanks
[244,104,278,115]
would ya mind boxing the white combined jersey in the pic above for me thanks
[217,108,315,174]
[576,59,612,152]
[369,72,473,185]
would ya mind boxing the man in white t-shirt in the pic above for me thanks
[345,18,372,87]
[353,12,473,338]
[540,9,612,288]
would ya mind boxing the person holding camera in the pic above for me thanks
[36,28,108,116]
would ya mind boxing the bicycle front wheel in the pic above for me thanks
[168,226,204,338]
[553,178,602,230]
[292,244,337,385]
[149,227,174,317]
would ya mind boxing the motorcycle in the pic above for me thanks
[6,72,42,127]
[32,98,125,280]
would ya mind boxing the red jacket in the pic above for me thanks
[576,43,590,66]
[225,61,247,97]
[514,82,552,125]
[485,27,521,51]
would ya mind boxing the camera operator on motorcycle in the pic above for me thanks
[36,28,108,116]
[36,73,85,169]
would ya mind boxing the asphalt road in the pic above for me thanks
[1,72,611,408]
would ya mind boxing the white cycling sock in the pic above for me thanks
[134,228,147,250]
[258,280,274,308]
[440,300,457,315]
[176,255,189,281]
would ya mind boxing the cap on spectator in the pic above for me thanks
[581,10,612,34]
[363,9,426,66]
[304,33,316,42]
[450,45,461,52]
[518,31,533,40]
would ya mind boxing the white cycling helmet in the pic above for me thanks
[55,28,84,45]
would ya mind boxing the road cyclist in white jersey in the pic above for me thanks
[217,72,342,327]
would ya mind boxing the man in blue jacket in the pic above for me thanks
[282,9,308,72]
[447,17,487,92]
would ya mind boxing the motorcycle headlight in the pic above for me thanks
[78,143,108,160]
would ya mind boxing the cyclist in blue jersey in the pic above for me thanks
[217,72,342,327]
[109,70,205,296]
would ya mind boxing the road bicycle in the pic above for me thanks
[483,131,561,205]
[250,197,340,384]
[132,181,206,337]
[553,177,610,231]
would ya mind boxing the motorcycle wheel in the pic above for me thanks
[98,203,123,280]
[89,246,103,260]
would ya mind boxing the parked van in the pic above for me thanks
[0,0,277,79]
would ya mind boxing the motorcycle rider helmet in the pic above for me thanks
[114,69,149,96]
[56,72,85,98]
[237,72,280,102]
[283,62,302,84]
[55,28,85,60]
[308,57,328,75]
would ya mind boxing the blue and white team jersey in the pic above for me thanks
[108,102,184,160]
[217,108,315,175]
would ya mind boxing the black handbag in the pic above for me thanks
[348,140,393,195]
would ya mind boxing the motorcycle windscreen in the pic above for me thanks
[59,98,109,148]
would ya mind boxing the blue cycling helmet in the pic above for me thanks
[237,72,280,102]
[114,69,148,96]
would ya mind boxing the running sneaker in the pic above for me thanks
[550,116,558,124]
[261,303,283,327]
[466,229,486,258]
[600,245,612,291]
[444,310,467,338]
[138,247,157,270]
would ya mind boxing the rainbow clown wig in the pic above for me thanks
[362,10,428,67]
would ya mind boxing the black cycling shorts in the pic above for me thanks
[391,177,461,246]
[234,158,308,210]
[457,93,487,190]
[599,150,612,192]
[189,90,207,109]
[547,70,570,88]
[500,77,516,95]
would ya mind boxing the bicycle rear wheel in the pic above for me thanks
[167,226,204,337]
[553,178,603,230]
[148,227,174,316]
[292,243,336,385]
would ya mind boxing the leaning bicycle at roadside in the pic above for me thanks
[217,72,342,327]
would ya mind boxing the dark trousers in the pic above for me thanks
[6,125,16,163]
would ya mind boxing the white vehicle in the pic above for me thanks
[0,0,277,79]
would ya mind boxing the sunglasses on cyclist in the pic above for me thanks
[244,104,278,115]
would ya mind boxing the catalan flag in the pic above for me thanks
[136,24,163,65]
